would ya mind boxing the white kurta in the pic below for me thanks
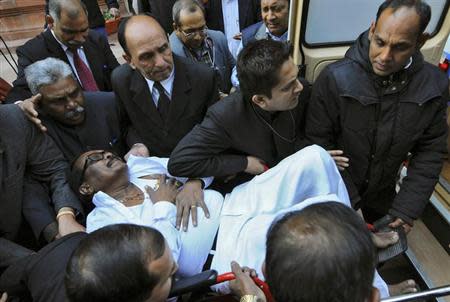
[87,155,223,277]
[210,145,389,298]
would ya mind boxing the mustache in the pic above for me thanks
[64,106,85,119]
[67,40,83,47]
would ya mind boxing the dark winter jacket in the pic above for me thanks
[305,31,449,224]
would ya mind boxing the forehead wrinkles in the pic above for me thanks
[126,20,167,52]
[262,0,286,8]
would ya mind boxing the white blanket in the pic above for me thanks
[210,145,389,297]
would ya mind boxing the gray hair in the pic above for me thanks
[172,0,205,26]
[48,0,87,21]
[25,58,75,95]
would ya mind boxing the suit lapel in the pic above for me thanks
[167,57,191,129]
[43,30,71,64]
[130,70,165,127]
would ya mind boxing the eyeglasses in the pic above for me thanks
[180,26,208,38]
[78,151,108,185]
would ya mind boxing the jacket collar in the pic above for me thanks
[128,55,192,129]
[345,30,424,84]
[340,30,441,105]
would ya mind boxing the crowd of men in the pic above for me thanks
[0,0,448,301]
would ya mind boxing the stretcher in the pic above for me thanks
[169,270,450,302]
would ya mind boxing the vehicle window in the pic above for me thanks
[303,0,449,47]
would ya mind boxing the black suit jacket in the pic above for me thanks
[142,0,177,33]
[5,29,119,103]
[112,55,219,157]
[0,105,81,242]
[205,0,261,33]
[42,91,124,161]
[22,92,124,241]
[0,232,86,302]
[168,82,310,189]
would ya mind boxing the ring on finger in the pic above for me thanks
[190,205,197,209]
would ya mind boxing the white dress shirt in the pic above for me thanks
[50,29,93,84]
[86,155,222,277]
[221,0,241,58]
[145,67,175,107]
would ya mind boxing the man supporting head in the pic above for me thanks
[25,58,86,126]
[237,39,303,112]
[265,202,378,302]
[65,224,177,302]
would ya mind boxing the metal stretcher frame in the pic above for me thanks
[169,269,450,302]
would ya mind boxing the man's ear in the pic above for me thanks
[123,53,132,65]
[251,94,268,109]
[416,33,430,50]
[46,15,55,28]
[79,182,94,196]
[368,21,376,40]
[368,287,380,302]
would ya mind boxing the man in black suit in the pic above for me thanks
[0,105,83,245]
[0,225,175,302]
[114,15,219,158]
[113,14,219,230]
[15,57,124,242]
[5,0,119,103]
[168,40,309,192]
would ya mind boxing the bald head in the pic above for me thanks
[265,202,377,302]
[118,15,174,81]
[118,15,167,56]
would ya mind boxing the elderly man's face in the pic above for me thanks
[261,0,290,37]
[368,7,422,76]
[125,16,174,82]
[39,76,85,126]
[175,8,207,50]
[48,9,89,49]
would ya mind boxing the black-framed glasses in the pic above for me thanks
[78,151,108,185]
[180,26,208,38]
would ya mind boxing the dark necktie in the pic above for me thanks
[69,49,99,92]
[154,82,170,120]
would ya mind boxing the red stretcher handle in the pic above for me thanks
[217,272,274,302]
[367,223,375,232]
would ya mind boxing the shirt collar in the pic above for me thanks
[265,27,288,41]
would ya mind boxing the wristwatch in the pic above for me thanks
[240,295,259,302]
